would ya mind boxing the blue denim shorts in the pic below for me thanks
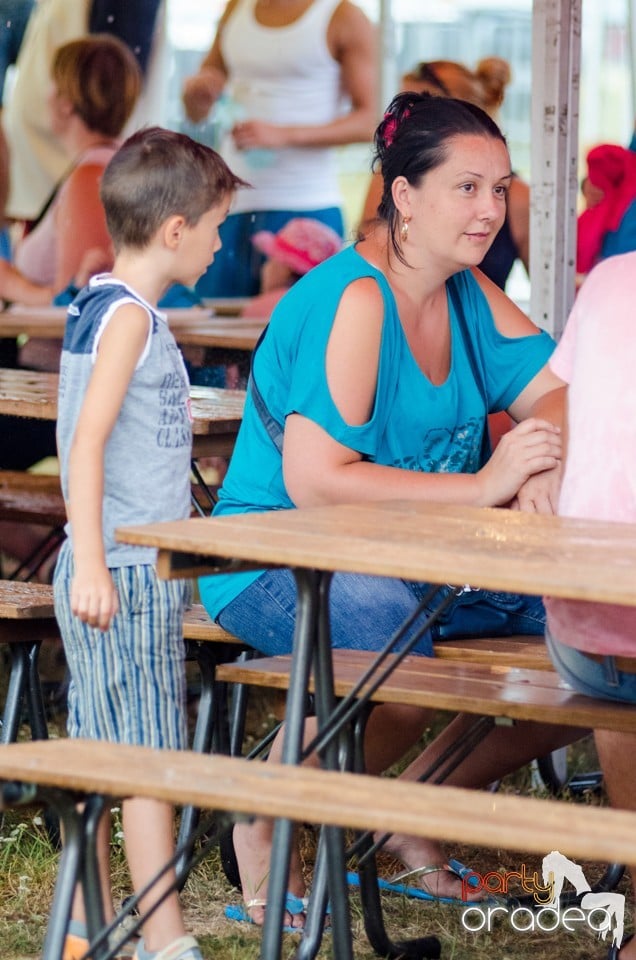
[546,626,636,704]
[216,568,545,658]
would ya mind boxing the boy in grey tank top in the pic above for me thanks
[53,126,246,960]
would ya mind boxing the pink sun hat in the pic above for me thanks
[252,218,342,275]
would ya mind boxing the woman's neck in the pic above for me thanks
[357,226,451,305]
[62,120,117,161]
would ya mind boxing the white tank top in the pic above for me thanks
[219,0,344,212]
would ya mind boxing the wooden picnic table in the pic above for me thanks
[0,305,266,352]
[116,500,636,959]
[118,500,636,606]
[0,367,245,459]
[201,297,250,316]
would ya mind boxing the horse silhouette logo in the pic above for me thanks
[542,850,625,948]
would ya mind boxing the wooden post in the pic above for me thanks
[530,0,582,339]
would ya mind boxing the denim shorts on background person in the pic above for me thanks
[546,626,636,704]
[53,539,192,749]
[216,568,546,658]
[194,207,345,299]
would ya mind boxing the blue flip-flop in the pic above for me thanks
[347,858,486,906]
[225,892,308,934]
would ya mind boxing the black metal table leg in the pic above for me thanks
[260,567,320,960]
[301,571,353,960]
[177,641,219,877]
[40,791,106,960]
[82,797,109,960]
[26,641,49,741]
[1,643,29,744]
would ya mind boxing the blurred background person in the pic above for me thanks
[576,142,636,283]
[0,34,141,310]
[242,216,342,318]
[2,0,163,225]
[0,0,34,256]
[360,56,529,293]
[0,33,141,475]
[181,0,377,299]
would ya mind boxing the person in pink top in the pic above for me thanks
[544,250,636,960]
[0,33,141,307]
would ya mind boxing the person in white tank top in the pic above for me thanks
[182,0,377,297]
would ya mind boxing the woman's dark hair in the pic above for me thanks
[371,91,508,263]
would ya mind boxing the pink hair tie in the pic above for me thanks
[383,116,398,148]
[382,108,411,148]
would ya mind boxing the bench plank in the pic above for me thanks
[433,636,550,668]
[182,606,551,668]
[0,581,56,619]
[0,738,634,865]
[216,651,636,733]
[182,604,241,644]
[0,471,65,526]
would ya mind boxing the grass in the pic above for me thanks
[0,683,631,960]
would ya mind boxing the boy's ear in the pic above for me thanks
[162,215,188,250]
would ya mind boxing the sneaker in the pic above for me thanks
[134,935,203,960]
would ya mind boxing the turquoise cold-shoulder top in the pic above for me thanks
[199,244,555,618]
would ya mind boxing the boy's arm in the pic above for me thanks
[67,303,151,631]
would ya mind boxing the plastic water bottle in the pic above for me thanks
[214,93,276,169]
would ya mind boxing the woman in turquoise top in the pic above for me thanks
[205,93,574,921]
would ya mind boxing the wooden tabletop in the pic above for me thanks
[0,305,265,351]
[0,367,58,418]
[0,580,55,619]
[0,368,244,423]
[117,500,636,606]
[201,297,250,316]
[188,386,245,436]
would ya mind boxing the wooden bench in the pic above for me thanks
[0,580,58,743]
[0,471,66,580]
[215,649,634,733]
[182,602,552,669]
[2,737,636,960]
[213,647,623,817]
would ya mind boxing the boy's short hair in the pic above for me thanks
[100,126,249,250]
[52,34,141,138]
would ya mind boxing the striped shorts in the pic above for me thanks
[53,539,191,750]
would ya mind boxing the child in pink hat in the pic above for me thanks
[242,218,342,318]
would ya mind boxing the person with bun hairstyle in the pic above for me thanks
[361,56,529,291]
[200,91,574,926]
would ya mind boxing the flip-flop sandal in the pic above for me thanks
[225,892,308,934]
[348,858,499,906]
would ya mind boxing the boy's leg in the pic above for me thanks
[123,798,186,951]
[55,556,198,957]
[62,810,117,960]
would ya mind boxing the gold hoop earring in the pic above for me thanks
[401,216,410,243]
